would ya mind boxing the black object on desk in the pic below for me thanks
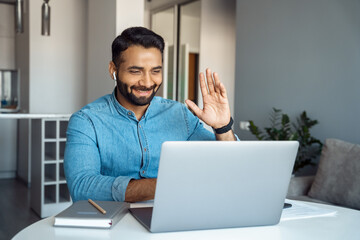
[283,203,292,209]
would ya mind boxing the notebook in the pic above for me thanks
[129,141,299,233]
[54,200,129,229]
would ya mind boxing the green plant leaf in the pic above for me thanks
[248,108,323,174]
[248,120,264,140]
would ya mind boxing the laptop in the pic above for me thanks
[129,141,299,233]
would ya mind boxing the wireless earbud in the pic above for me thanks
[113,72,116,80]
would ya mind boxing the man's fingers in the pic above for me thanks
[199,69,228,100]
[185,99,203,119]
[199,72,208,97]
[213,72,221,93]
[213,72,227,99]
[206,68,216,94]
[219,82,228,98]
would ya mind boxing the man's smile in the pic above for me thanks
[135,89,152,96]
[131,86,156,97]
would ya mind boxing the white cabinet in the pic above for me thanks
[31,118,72,218]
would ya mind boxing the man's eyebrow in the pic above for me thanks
[126,66,162,71]
[152,66,162,70]
[127,66,144,70]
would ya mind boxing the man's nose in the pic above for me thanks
[139,72,153,87]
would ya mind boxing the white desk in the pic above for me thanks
[13,200,360,240]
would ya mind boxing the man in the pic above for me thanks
[64,27,237,203]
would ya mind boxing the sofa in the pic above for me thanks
[286,138,360,210]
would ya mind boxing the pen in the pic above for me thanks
[88,199,107,214]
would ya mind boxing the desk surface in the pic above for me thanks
[13,200,360,240]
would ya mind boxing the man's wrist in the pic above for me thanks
[213,117,234,134]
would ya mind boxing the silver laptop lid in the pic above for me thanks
[150,141,299,232]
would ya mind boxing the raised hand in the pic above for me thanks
[185,68,231,129]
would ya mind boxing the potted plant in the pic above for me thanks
[248,108,323,174]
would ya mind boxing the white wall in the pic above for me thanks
[116,0,144,35]
[151,9,174,46]
[28,0,87,113]
[180,14,200,53]
[198,0,236,116]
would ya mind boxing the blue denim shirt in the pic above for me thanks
[64,90,217,202]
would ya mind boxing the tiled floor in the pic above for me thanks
[0,179,41,240]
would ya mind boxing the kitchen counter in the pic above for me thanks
[0,113,71,184]
[0,113,71,119]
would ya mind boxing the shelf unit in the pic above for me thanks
[31,117,72,218]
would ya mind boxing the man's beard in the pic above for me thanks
[116,78,161,106]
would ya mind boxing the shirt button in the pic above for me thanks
[142,171,145,174]
[144,148,147,152]
[127,112,131,116]
[139,124,141,128]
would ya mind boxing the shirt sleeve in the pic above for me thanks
[181,105,216,140]
[64,112,131,202]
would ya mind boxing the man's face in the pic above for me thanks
[115,45,162,107]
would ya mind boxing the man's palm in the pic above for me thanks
[186,69,231,129]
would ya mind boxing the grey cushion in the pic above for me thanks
[287,176,315,197]
[308,138,360,210]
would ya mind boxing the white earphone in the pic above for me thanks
[113,72,116,80]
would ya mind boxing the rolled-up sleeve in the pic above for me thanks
[64,112,131,202]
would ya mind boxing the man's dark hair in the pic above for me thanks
[112,27,165,67]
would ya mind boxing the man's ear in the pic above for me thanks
[108,61,117,80]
